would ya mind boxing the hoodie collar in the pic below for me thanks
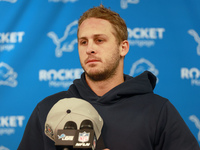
[72,71,156,104]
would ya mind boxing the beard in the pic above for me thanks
[82,51,121,82]
[85,61,119,81]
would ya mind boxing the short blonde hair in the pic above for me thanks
[78,4,128,44]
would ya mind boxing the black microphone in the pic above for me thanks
[64,121,77,130]
[74,120,97,150]
[55,121,77,150]
[80,120,93,129]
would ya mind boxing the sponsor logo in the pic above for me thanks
[78,131,90,142]
[48,0,78,3]
[0,32,25,52]
[0,62,18,87]
[47,20,78,57]
[0,116,25,136]
[129,58,159,82]
[128,27,165,47]
[58,133,74,141]
[188,29,200,56]
[39,68,83,88]
[181,67,200,86]
[0,0,16,3]
[120,0,139,9]
[189,115,200,142]
[0,146,9,150]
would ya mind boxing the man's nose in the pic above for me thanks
[86,41,96,54]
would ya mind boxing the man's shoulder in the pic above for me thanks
[31,91,74,123]
[37,91,72,111]
[138,92,169,104]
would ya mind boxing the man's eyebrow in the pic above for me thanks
[78,34,107,40]
[93,34,107,37]
[78,37,87,40]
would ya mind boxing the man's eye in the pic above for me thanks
[96,39,104,43]
[80,41,87,45]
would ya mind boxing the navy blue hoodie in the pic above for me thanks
[18,71,200,150]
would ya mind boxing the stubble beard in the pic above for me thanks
[82,53,121,82]
[85,62,119,81]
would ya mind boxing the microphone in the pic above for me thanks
[55,121,77,150]
[64,121,77,130]
[44,98,104,150]
[80,120,93,129]
[74,120,97,150]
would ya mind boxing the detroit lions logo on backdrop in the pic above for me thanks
[0,146,9,150]
[120,0,140,9]
[48,0,78,2]
[0,0,17,3]
[188,29,200,56]
[47,20,78,57]
[189,115,200,142]
[129,58,159,82]
[0,62,17,87]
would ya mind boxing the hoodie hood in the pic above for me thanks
[69,71,156,104]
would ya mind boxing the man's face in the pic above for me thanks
[78,18,122,81]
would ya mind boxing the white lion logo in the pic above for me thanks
[189,115,200,142]
[120,0,140,9]
[129,58,159,82]
[47,20,78,57]
[0,62,17,87]
[188,29,200,56]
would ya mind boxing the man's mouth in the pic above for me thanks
[85,57,101,64]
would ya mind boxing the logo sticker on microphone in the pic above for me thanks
[57,133,74,141]
[78,131,90,142]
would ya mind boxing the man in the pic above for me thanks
[18,5,200,150]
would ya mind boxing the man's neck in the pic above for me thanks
[85,73,124,96]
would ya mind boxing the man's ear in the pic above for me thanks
[120,40,129,57]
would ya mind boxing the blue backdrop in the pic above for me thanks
[0,0,200,149]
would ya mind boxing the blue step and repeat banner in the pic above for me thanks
[0,0,200,149]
